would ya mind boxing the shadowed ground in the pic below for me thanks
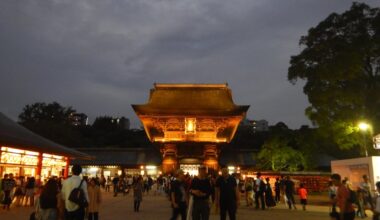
[0,189,373,220]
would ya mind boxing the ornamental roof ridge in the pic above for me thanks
[154,83,228,89]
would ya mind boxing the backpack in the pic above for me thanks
[347,188,357,204]
[68,180,88,207]
[245,183,253,191]
[259,179,266,192]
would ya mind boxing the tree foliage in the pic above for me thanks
[288,3,380,149]
[258,136,306,172]
[19,102,75,125]
[17,102,151,148]
[92,116,120,131]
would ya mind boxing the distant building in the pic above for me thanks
[69,113,88,126]
[252,119,269,132]
[240,118,269,132]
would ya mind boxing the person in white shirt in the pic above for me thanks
[61,165,89,220]
[359,174,374,210]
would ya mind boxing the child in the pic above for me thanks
[298,183,308,211]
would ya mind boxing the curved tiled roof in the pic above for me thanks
[70,148,162,166]
[0,112,91,159]
[132,83,249,116]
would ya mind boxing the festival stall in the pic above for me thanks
[0,112,91,181]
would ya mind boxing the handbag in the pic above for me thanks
[186,195,194,220]
[30,197,42,220]
[68,180,88,207]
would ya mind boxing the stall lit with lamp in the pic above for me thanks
[0,112,91,181]
[71,148,162,178]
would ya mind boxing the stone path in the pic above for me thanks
[0,190,374,220]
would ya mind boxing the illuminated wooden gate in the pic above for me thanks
[132,83,249,174]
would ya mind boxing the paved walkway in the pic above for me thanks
[0,190,374,220]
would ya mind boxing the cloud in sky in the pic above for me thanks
[0,0,378,128]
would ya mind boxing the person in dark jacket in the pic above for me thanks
[284,176,297,210]
[112,175,120,197]
[170,169,187,220]
[2,173,16,210]
[264,177,276,207]
[190,166,212,220]
[133,176,143,212]
[215,168,240,220]
[254,172,266,210]
[274,177,281,203]
[25,177,36,207]
[39,178,60,220]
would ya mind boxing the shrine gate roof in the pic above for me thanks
[132,83,249,116]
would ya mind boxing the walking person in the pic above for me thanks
[14,176,26,207]
[24,177,36,207]
[284,176,297,210]
[87,178,102,220]
[1,173,16,210]
[328,180,338,214]
[330,173,355,220]
[0,175,2,207]
[99,175,106,190]
[190,166,212,220]
[61,165,89,220]
[264,177,276,208]
[254,172,265,210]
[105,177,111,192]
[298,183,308,211]
[215,167,240,220]
[372,181,380,220]
[170,169,188,220]
[274,177,281,203]
[356,190,366,218]
[245,178,254,207]
[38,178,60,220]
[133,176,143,212]
[359,175,374,213]
[112,175,120,197]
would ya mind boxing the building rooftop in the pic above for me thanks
[132,83,249,116]
[70,148,162,166]
[0,112,91,159]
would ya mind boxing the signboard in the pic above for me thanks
[374,134,380,149]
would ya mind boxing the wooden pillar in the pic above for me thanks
[161,144,178,174]
[64,157,69,178]
[0,149,3,178]
[36,153,43,185]
[203,144,219,171]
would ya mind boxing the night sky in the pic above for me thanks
[0,0,378,128]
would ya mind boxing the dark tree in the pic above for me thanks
[17,102,83,146]
[19,102,75,125]
[92,116,119,131]
[288,3,380,149]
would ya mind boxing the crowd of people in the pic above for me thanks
[163,167,309,220]
[0,174,37,210]
[1,166,380,220]
[329,174,380,220]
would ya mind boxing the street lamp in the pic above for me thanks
[358,122,370,157]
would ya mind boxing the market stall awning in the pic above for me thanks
[0,112,91,159]
[71,148,162,166]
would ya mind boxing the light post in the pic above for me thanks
[358,122,370,157]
